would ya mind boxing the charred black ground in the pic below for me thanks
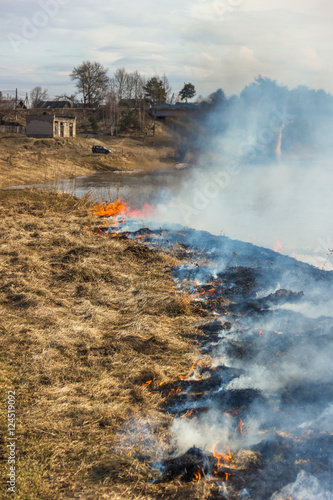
[104,221,333,499]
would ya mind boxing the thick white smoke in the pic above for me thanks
[153,79,333,270]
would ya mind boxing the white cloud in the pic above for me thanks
[0,0,333,98]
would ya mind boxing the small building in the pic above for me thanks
[26,114,76,138]
[36,100,72,109]
[147,103,197,119]
[0,121,25,134]
[0,99,27,111]
[119,98,137,108]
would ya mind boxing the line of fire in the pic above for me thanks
[90,200,333,499]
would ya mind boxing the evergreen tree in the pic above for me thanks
[143,77,167,105]
[179,83,196,103]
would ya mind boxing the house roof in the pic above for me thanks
[26,114,76,121]
[54,116,76,120]
[36,101,72,109]
[0,99,27,110]
[148,102,198,118]
[120,98,137,107]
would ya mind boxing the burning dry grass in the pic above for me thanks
[0,188,222,499]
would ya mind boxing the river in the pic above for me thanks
[25,157,333,270]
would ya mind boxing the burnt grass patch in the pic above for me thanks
[2,190,333,499]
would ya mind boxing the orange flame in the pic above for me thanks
[275,124,285,158]
[193,469,203,482]
[127,203,153,218]
[159,377,169,386]
[181,409,195,419]
[141,380,152,387]
[178,359,209,381]
[93,199,128,217]
[212,441,233,474]
[235,419,244,434]
[93,199,153,219]
[274,239,283,253]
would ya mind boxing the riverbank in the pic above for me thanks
[0,123,178,188]
[0,189,219,499]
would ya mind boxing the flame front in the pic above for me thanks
[93,199,128,217]
[93,199,153,219]
[127,203,153,218]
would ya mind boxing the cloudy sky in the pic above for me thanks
[0,0,332,101]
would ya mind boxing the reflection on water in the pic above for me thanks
[47,169,193,207]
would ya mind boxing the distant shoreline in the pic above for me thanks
[0,123,181,189]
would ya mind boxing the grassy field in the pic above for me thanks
[0,189,220,499]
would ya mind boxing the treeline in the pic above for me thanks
[106,68,160,134]
[68,62,197,134]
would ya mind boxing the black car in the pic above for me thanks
[92,145,112,154]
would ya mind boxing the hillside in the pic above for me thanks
[0,123,178,188]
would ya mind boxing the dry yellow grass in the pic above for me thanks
[0,189,220,499]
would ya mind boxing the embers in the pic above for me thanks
[185,266,306,319]
[94,218,333,495]
[161,446,212,482]
[160,445,262,484]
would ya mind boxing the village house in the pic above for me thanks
[36,100,73,109]
[26,114,76,138]
[0,99,27,111]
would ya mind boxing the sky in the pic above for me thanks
[0,0,332,101]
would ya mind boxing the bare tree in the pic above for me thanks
[30,86,48,108]
[111,68,129,100]
[107,68,128,134]
[126,72,135,100]
[105,86,120,136]
[106,69,148,134]
[161,74,172,103]
[70,61,109,108]
[131,71,146,128]
[54,93,79,106]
